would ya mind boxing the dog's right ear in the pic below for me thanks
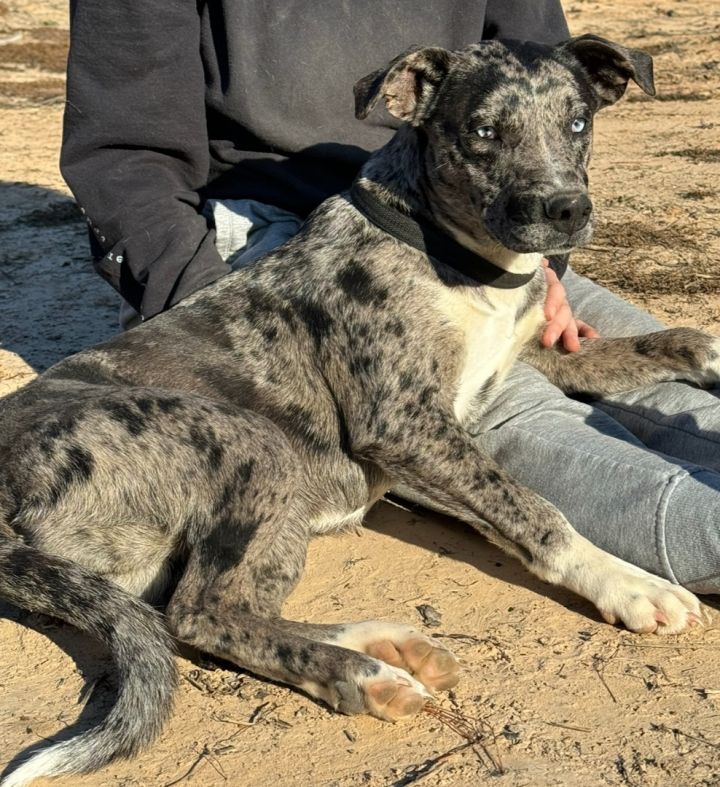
[354,46,453,125]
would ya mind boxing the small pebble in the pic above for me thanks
[416,603,442,628]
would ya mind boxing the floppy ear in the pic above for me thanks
[561,34,655,107]
[354,46,453,125]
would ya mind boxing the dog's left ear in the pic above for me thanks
[560,34,655,107]
[354,46,453,125]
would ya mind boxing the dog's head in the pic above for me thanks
[354,35,654,256]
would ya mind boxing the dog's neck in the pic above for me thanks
[358,128,542,276]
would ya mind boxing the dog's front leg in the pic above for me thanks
[354,411,701,634]
[522,328,720,396]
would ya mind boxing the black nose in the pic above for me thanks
[543,192,592,235]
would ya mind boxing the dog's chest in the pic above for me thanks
[438,285,544,422]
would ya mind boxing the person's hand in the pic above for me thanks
[541,259,599,353]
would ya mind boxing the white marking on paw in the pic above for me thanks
[553,534,701,635]
[702,337,720,384]
[321,620,460,692]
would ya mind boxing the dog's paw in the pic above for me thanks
[672,333,720,387]
[366,635,460,691]
[700,336,720,384]
[594,560,702,635]
[324,620,460,692]
[362,664,431,721]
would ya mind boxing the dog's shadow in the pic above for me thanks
[0,598,215,782]
[0,601,117,781]
[366,499,602,620]
[365,498,720,620]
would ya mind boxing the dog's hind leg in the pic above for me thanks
[165,451,458,720]
[521,328,720,396]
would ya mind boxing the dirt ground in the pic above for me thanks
[1,1,720,785]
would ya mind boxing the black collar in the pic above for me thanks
[349,181,538,289]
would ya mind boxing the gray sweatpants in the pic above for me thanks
[194,199,720,594]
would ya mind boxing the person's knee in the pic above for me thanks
[662,469,720,595]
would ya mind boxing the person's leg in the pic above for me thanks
[564,266,720,473]
[462,360,720,595]
[203,198,304,270]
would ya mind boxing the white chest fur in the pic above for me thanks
[438,283,545,423]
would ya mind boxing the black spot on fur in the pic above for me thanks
[284,403,334,453]
[189,424,209,452]
[157,397,184,414]
[384,318,405,337]
[100,400,147,436]
[398,371,414,391]
[276,644,295,671]
[37,412,80,456]
[336,262,389,307]
[207,443,225,471]
[47,445,94,506]
[243,287,277,327]
[134,397,154,415]
[211,460,256,518]
[291,298,334,350]
[634,336,655,357]
[262,325,278,343]
[418,385,436,407]
[297,646,313,668]
[238,460,254,484]
[197,516,261,574]
[188,424,226,471]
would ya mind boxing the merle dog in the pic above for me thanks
[1,35,716,786]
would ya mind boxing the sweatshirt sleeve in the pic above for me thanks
[60,0,230,320]
[483,0,570,45]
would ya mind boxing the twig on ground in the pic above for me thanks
[541,720,591,733]
[651,723,720,750]
[591,646,620,704]
[163,728,246,786]
[618,641,720,650]
[421,702,505,777]
[210,711,257,727]
[390,740,477,786]
[163,745,214,787]
[182,672,208,693]
[430,632,484,646]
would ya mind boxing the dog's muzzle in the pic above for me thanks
[485,188,594,253]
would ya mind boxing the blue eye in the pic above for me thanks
[571,117,587,133]
[477,126,497,140]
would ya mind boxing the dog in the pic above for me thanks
[1,34,717,786]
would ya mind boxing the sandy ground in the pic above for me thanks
[1,1,720,785]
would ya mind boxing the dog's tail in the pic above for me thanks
[0,536,176,787]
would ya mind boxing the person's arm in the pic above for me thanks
[61,1,230,320]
